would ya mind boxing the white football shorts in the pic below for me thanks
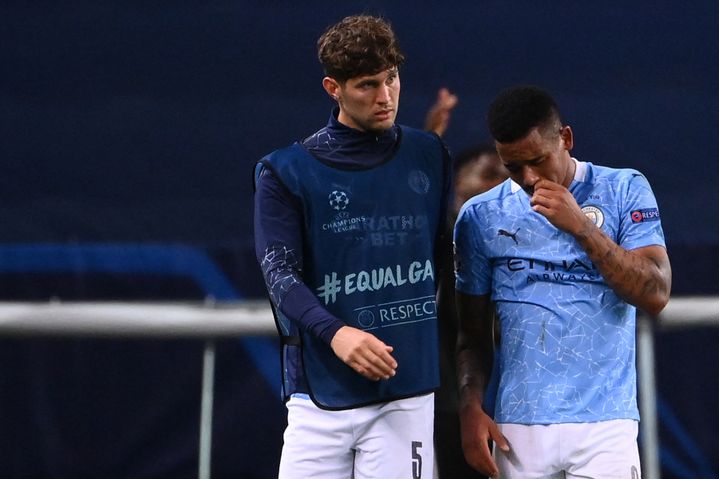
[278,392,435,479]
[496,419,641,479]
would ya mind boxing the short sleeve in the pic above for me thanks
[618,172,666,250]
[453,204,492,295]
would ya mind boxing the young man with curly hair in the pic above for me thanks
[254,15,451,478]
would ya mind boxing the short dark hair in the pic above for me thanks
[487,85,562,143]
[317,15,405,83]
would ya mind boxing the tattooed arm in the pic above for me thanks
[573,228,670,316]
[530,178,672,316]
[455,292,509,477]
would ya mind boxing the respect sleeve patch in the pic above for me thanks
[630,208,660,223]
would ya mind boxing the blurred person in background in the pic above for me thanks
[435,144,507,479]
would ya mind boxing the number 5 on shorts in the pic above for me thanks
[411,441,423,478]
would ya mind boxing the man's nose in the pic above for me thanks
[522,166,540,188]
[376,84,391,104]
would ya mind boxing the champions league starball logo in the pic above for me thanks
[328,190,349,211]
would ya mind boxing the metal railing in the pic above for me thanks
[0,296,716,479]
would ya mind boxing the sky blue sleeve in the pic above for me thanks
[453,204,491,296]
[618,171,666,250]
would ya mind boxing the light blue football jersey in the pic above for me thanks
[454,159,666,424]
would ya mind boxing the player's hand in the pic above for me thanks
[424,87,458,137]
[330,326,397,381]
[460,401,509,478]
[530,178,591,236]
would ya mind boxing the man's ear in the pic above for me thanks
[560,125,574,151]
[322,77,340,101]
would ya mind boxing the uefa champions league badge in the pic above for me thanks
[328,190,350,211]
[581,205,605,228]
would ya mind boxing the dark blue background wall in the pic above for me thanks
[1,1,718,477]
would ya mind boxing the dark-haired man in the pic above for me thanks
[254,15,450,478]
[454,85,671,478]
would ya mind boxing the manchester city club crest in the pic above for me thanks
[408,170,430,194]
[581,205,605,228]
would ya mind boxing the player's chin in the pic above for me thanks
[367,119,395,133]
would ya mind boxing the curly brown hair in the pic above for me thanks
[317,15,405,83]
